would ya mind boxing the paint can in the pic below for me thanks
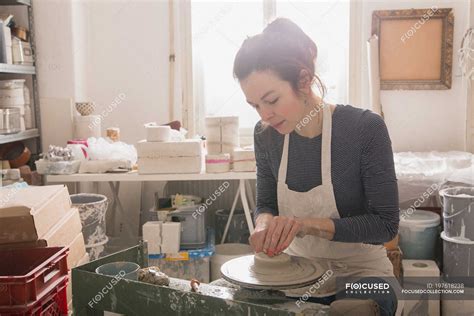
[399,210,440,260]
[85,236,109,261]
[440,187,474,241]
[70,193,108,246]
[441,231,474,287]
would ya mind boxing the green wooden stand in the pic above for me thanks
[72,242,329,315]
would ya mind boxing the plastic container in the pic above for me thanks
[95,261,140,281]
[205,153,231,173]
[399,210,440,260]
[215,209,250,244]
[168,205,206,249]
[0,277,68,315]
[0,247,68,307]
[441,231,474,287]
[210,243,252,281]
[440,186,474,241]
[35,159,81,175]
[70,194,108,246]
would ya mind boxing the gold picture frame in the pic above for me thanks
[372,8,454,90]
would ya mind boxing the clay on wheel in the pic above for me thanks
[221,253,324,290]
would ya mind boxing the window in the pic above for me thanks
[191,0,350,144]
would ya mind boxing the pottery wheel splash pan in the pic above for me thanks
[221,253,324,290]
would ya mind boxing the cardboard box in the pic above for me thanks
[67,232,87,269]
[0,185,72,244]
[40,208,82,247]
[67,253,89,304]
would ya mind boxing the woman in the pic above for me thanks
[233,18,400,315]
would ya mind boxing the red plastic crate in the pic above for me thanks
[0,247,69,307]
[0,277,68,315]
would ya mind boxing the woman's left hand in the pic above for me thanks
[263,216,303,256]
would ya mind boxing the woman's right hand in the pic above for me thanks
[249,213,273,253]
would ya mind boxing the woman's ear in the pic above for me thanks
[297,69,312,95]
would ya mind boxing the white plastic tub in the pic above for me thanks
[399,210,440,260]
[210,243,252,281]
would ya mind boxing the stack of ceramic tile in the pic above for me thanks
[0,185,88,308]
[232,148,256,172]
[137,139,205,174]
[205,116,239,155]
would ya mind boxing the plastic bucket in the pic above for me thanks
[71,194,108,246]
[440,187,474,241]
[215,209,250,244]
[399,210,440,260]
[95,261,140,281]
[441,231,474,287]
[85,236,109,261]
[210,243,252,281]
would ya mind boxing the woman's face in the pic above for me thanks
[240,70,306,134]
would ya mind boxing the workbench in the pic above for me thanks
[45,171,257,243]
[72,242,330,315]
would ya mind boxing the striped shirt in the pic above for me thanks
[254,104,399,243]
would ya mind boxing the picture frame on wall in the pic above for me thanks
[372,8,454,90]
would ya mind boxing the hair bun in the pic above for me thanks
[263,18,317,60]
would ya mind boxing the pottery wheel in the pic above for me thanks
[221,253,324,290]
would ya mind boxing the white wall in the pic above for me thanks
[357,0,470,152]
[33,0,171,241]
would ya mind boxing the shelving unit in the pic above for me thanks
[0,128,38,144]
[0,0,41,153]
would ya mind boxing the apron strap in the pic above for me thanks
[277,103,333,185]
[321,103,333,186]
[278,134,290,183]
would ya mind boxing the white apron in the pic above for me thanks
[279,104,395,298]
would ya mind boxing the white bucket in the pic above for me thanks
[441,231,474,287]
[399,210,440,260]
[210,243,252,281]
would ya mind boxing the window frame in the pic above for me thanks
[181,0,359,143]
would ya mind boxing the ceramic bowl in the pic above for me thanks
[75,102,95,116]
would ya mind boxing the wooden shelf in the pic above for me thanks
[0,128,39,144]
[0,0,31,6]
[0,63,35,75]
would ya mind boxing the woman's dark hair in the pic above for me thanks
[233,17,326,97]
